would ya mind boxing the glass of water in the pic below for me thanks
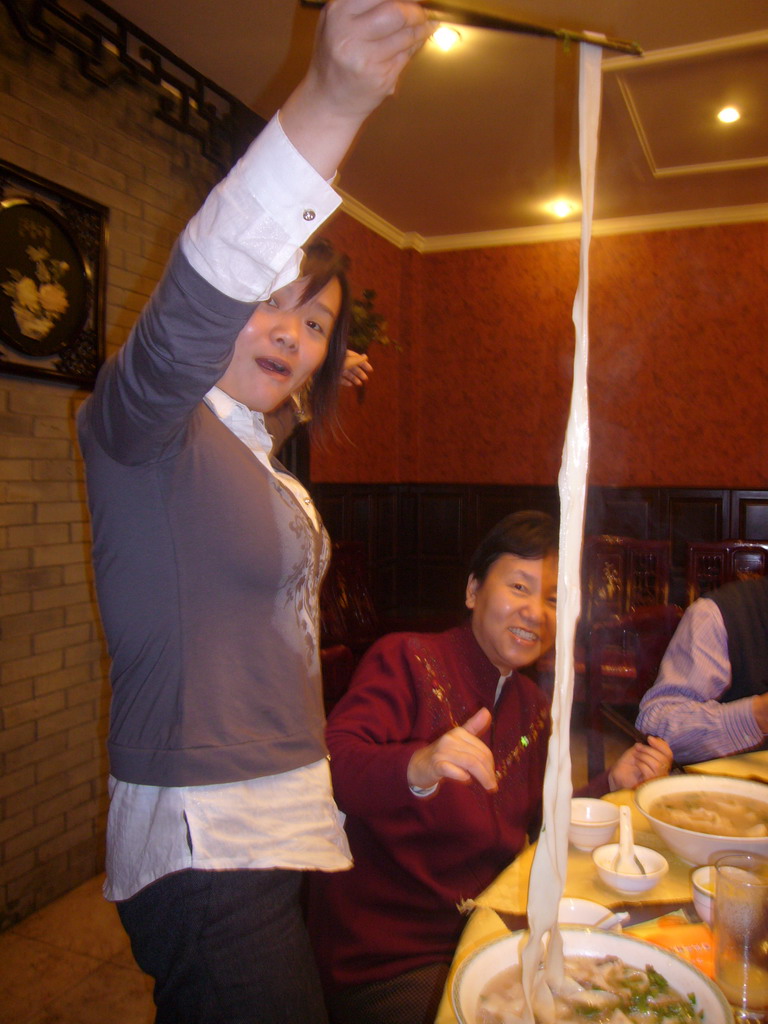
[713,852,768,1024]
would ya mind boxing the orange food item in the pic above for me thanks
[626,916,715,978]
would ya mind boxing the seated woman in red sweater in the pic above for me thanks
[307,510,671,1024]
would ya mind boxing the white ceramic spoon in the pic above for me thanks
[593,909,630,930]
[613,805,646,875]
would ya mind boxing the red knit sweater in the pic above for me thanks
[307,624,551,993]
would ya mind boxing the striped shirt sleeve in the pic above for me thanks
[636,597,765,763]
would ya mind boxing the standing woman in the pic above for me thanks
[77,3,432,1022]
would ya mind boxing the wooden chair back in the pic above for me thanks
[582,535,671,624]
[686,540,768,603]
[320,541,380,653]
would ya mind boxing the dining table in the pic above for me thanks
[433,749,768,1024]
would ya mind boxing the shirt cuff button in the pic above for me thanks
[302,209,316,222]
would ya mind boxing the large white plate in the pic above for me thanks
[452,927,731,1024]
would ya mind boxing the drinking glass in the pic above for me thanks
[713,852,768,1024]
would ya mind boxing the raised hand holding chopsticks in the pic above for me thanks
[282,0,433,177]
[299,0,643,56]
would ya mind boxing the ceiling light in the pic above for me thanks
[430,25,462,52]
[548,199,575,218]
[717,106,741,124]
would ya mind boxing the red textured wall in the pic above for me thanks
[589,226,768,486]
[414,242,579,484]
[310,216,407,482]
[311,216,768,488]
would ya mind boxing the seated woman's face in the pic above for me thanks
[217,275,341,412]
[465,553,557,676]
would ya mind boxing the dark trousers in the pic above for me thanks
[117,868,329,1024]
[327,962,450,1024]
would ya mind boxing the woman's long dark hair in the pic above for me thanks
[297,237,351,435]
[468,510,559,583]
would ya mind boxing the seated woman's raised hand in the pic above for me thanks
[407,707,498,793]
[340,349,373,386]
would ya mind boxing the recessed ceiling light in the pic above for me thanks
[717,106,741,124]
[430,25,462,52]
[548,199,575,218]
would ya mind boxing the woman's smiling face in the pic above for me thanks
[217,275,341,412]
[465,552,558,676]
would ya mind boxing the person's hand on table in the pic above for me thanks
[753,692,768,735]
[407,708,498,793]
[341,349,373,386]
[607,735,672,791]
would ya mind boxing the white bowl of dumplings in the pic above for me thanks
[452,927,731,1024]
[634,773,768,866]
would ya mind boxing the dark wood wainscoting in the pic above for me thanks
[311,483,768,619]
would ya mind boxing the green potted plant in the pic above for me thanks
[347,289,399,355]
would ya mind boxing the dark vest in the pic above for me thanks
[708,576,768,702]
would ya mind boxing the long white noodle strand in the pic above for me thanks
[519,40,603,1024]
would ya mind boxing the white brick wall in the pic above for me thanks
[0,8,219,928]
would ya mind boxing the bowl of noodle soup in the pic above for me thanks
[634,774,768,866]
[451,927,731,1024]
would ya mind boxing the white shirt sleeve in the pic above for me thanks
[181,114,342,302]
[636,598,765,763]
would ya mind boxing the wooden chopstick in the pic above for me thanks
[599,702,687,775]
[298,0,644,57]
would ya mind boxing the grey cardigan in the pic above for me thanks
[78,247,328,787]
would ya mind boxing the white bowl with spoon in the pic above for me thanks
[592,805,668,895]
[592,842,668,895]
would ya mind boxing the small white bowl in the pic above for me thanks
[557,896,610,927]
[569,798,620,851]
[592,843,669,895]
[691,865,714,924]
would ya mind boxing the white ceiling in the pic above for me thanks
[103,0,768,249]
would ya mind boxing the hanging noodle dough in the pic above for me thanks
[518,40,603,1024]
